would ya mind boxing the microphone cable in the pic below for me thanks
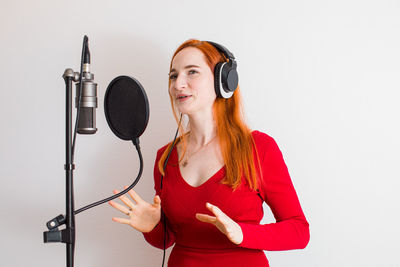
[71,35,87,163]
[75,140,143,214]
[160,113,183,267]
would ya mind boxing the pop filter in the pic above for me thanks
[64,75,149,216]
[104,75,149,141]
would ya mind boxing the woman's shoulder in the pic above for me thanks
[250,129,286,165]
[250,129,276,146]
[156,143,172,158]
[155,138,182,162]
[250,129,283,159]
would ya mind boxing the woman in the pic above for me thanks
[109,39,310,266]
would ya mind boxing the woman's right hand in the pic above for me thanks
[109,186,161,233]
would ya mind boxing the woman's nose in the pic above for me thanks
[174,73,187,89]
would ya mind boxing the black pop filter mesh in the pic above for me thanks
[104,76,149,140]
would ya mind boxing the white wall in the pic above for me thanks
[1,0,399,266]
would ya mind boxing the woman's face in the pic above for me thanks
[169,47,216,116]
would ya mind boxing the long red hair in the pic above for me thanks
[158,39,261,190]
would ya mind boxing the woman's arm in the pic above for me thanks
[237,133,310,251]
[142,213,176,249]
[142,146,176,249]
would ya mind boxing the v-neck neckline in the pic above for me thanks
[173,145,225,189]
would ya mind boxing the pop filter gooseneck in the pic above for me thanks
[73,75,150,215]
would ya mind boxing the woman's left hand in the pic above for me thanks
[195,202,243,245]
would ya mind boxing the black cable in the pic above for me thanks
[71,35,87,163]
[160,113,183,267]
[74,140,143,215]
[161,114,182,189]
[161,209,167,267]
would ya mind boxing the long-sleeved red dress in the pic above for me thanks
[143,130,309,266]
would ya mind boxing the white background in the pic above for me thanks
[1,0,399,266]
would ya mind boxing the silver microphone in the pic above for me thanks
[75,43,97,134]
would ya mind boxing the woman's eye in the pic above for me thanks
[188,70,198,75]
[169,74,177,80]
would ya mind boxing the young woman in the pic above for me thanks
[109,39,310,266]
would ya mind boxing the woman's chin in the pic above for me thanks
[176,105,193,115]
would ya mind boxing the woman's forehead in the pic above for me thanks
[171,47,207,70]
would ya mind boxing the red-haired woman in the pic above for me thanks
[109,39,310,266]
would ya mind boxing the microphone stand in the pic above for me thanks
[43,37,146,267]
[43,68,78,267]
[64,69,76,267]
[43,69,145,267]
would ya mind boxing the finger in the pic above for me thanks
[114,189,135,208]
[108,200,131,215]
[153,195,161,206]
[124,186,144,204]
[206,203,225,219]
[195,213,217,224]
[112,217,131,225]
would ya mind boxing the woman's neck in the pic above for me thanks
[187,109,217,147]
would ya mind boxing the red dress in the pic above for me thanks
[143,130,309,266]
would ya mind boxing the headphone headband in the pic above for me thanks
[206,41,235,61]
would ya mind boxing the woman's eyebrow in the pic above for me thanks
[170,65,200,73]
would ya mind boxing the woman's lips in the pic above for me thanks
[177,95,192,102]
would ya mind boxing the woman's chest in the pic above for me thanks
[178,142,224,187]
[161,169,264,229]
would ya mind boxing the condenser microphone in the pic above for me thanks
[76,39,98,134]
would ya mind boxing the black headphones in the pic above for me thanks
[206,41,239,99]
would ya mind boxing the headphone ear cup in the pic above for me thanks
[225,67,238,93]
[214,62,223,98]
